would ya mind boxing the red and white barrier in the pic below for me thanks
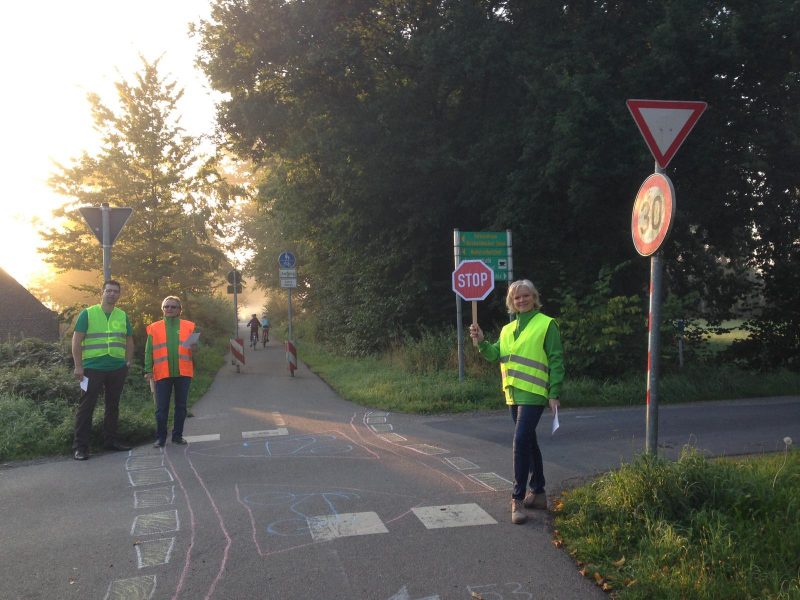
[286,339,297,376]
[230,337,245,366]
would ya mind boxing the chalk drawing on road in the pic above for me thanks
[134,486,175,509]
[128,468,174,487]
[367,411,390,418]
[380,433,407,442]
[388,585,440,600]
[272,411,286,426]
[131,510,180,536]
[126,455,164,471]
[365,415,387,424]
[190,431,375,460]
[404,443,449,455]
[104,575,156,600]
[307,511,389,542]
[135,537,175,568]
[411,503,497,529]
[242,427,289,439]
[443,457,479,470]
[183,433,220,443]
[247,490,362,537]
[370,424,394,432]
[468,472,513,491]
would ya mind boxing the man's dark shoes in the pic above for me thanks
[153,441,165,449]
[73,448,89,461]
[104,442,132,452]
[172,437,188,445]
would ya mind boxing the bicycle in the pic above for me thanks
[262,327,270,347]
[250,330,259,350]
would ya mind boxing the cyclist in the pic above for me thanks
[260,314,270,346]
[246,313,261,349]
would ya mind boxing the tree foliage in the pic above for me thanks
[41,58,246,335]
[197,1,800,367]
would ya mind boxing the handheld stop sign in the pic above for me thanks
[452,260,495,345]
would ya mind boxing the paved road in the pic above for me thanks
[1,340,797,600]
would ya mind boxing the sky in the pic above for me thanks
[0,1,217,287]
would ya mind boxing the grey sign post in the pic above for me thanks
[78,202,133,281]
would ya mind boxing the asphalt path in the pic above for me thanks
[1,338,797,600]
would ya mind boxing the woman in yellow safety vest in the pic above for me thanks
[470,279,564,525]
[145,296,197,448]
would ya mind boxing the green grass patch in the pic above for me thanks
[554,445,800,599]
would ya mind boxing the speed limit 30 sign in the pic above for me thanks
[632,173,675,256]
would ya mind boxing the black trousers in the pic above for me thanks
[72,366,128,450]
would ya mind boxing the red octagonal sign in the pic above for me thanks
[452,259,495,301]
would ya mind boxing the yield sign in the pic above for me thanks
[626,99,707,169]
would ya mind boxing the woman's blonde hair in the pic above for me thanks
[505,279,542,314]
[161,295,182,310]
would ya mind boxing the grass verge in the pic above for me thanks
[553,444,800,599]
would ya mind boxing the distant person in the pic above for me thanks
[71,279,134,460]
[260,314,270,345]
[470,279,564,524]
[144,296,197,448]
[246,313,261,349]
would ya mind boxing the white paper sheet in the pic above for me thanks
[551,405,560,434]
[182,332,201,348]
[80,376,89,392]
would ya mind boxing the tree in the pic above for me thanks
[41,58,245,334]
[197,0,800,367]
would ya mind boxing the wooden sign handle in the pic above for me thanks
[471,301,478,346]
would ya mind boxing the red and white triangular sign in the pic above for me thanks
[626,99,707,169]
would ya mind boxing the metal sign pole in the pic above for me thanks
[287,288,293,341]
[454,229,464,382]
[232,270,239,338]
[645,162,665,455]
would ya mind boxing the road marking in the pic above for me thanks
[380,433,407,442]
[443,457,479,470]
[368,411,390,418]
[388,585,440,600]
[131,510,180,536]
[128,468,174,487]
[242,428,289,439]
[404,443,449,455]
[468,472,513,491]
[183,433,220,443]
[272,411,286,426]
[412,503,497,529]
[365,416,387,424]
[369,424,393,432]
[104,575,156,600]
[126,455,164,471]
[135,537,175,568]
[134,486,175,509]
[307,511,389,542]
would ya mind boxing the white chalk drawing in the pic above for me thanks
[387,586,440,600]
[468,472,513,491]
[411,503,497,529]
[404,443,449,455]
[135,537,175,568]
[104,575,156,600]
[127,468,174,487]
[307,511,389,542]
[134,486,175,509]
[126,455,164,471]
[443,457,479,470]
[242,428,289,439]
[131,510,180,536]
[183,433,220,443]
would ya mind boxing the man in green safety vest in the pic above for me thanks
[71,279,134,460]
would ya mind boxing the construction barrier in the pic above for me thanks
[230,337,245,371]
[286,339,297,376]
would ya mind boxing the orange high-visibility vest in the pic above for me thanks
[147,319,195,381]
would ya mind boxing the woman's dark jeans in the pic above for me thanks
[155,376,191,444]
[509,404,546,500]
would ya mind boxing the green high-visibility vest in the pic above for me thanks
[82,305,127,360]
[498,312,553,402]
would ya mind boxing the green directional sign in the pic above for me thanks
[457,231,511,281]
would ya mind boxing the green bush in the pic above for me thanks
[0,365,78,404]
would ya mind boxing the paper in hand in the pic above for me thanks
[80,376,89,392]
[551,405,560,434]
[182,332,201,348]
